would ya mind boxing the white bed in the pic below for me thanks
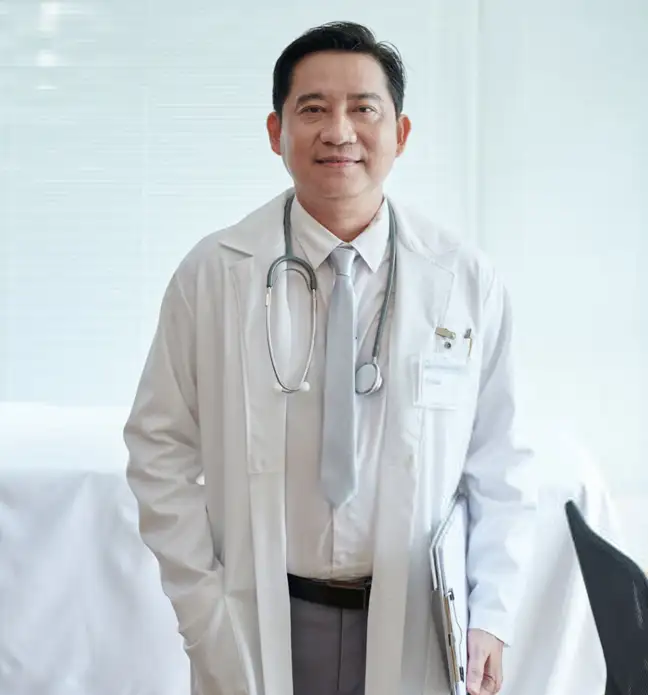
[0,404,630,695]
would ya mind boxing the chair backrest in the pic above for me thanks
[565,500,648,695]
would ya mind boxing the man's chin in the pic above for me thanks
[311,180,369,200]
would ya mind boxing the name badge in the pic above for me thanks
[415,353,466,410]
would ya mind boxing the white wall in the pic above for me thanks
[477,0,648,561]
[0,0,477,407]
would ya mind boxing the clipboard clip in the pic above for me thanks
[445,589,466,684]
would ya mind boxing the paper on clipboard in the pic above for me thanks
[430,494,469,695]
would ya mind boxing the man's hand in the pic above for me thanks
[466,628,504,695]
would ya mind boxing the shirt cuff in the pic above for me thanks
[468,609,514,647]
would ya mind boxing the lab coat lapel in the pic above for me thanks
[225,197,293,695]
[365,217,455,695]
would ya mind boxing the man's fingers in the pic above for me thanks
[467,664,484,695]
[467,629,504,695]
[466,648,487,695]
[480,671,501,694]
[480,664,503,695]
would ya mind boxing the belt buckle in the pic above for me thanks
[326,578,371,610]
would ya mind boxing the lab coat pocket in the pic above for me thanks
[185,597,249,695]
[414,352,469,411]
[414,352,474,487]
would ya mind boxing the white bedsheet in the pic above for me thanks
[0,405,627,695]
[0,405,187,695]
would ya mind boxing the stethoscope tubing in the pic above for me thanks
[266,193,396,394]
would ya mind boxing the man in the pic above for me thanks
[124,21,536,695]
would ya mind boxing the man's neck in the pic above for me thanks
[295,189,384,242]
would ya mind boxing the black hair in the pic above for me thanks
[272,21,406,119]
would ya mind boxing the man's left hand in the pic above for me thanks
[466,628,504,695]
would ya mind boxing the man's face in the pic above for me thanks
[267,51,411,202]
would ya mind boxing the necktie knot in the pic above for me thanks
[329,245,357,277]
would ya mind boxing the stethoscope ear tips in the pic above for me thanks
[299,381,311,393]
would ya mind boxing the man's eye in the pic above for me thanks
[357,106,377,114]
[301,106,324,114]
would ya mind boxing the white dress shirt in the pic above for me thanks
[284,196,392,580]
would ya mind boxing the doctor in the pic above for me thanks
[124,20,536,695]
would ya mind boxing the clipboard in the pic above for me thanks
[430,493,469,695]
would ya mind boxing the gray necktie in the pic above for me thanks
[320,245,358,507]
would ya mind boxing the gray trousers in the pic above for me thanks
[290,596,368,695]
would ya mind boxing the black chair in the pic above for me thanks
[565,499,648,695]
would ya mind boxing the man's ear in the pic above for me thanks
[267,112,282,156]
[395,115,412,157]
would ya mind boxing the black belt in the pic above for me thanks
[288,573,372,611]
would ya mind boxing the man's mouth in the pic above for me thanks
[315,157,361,167]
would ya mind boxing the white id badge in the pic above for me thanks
[415,353,466,410]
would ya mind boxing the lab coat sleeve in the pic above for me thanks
[124,272,224,647]
[462,271,537,647]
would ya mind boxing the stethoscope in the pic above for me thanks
[265,193,397,395]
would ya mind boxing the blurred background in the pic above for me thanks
[0,1,646,694]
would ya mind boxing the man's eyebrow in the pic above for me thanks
[294,92,385,107]
[348,92,384,102]
[295,93,326,107]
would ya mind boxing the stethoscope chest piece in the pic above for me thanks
[355,360,383,395]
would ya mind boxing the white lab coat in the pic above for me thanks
[124,189,536,695]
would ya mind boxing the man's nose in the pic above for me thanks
[320,110,357,146]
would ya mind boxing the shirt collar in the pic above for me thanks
[290,195,390,273]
